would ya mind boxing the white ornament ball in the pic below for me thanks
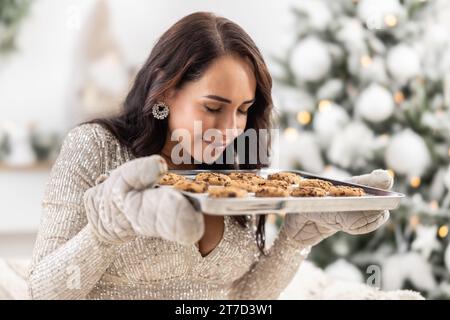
[312,103,349,148]
[328,121,375,169]
[317,79,344,101]
[356,84,394,123]
[387,44,421,84]
[294,132,324,173]
[358,0,404,30]
[385,129,431,177]
[325,259,364,284]
[274,85,315,113]
[294,0,332,31]
[290,36,331,82]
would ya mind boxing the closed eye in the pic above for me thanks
[204,105,221,113]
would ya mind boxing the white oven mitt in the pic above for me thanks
[282,169,393,247]
[83,155,205,245]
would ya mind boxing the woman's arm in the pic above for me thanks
[226,225,311,300]
[28,124,120,300]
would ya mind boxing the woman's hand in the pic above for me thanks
[282,169,393,247]
[83,155,204,245]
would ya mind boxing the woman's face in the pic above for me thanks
[163,54,257,165]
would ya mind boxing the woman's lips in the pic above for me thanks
[204,139,230,148]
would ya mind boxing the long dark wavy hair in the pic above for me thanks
[82,12,274,255]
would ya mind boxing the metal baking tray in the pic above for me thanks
[157,169,405,216]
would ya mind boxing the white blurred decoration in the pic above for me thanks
[385,129,431,177]
[66,0,131,126]
[445,244,450,274]
[320,165,351,181]
[443,165,450,189]
[2,122,36,167]
[357,0,405,30]
[273,85,315,113]
[355,83,394,123]
[411,225,441,259]
[387,44,421,84]
[324,259,364,284]
[317,79,344,101]
[294,132,324,173]
[382,252,437,292]
[293,0,332,31]
[312,102,349,148]
[290,36,331,82]
[328,121,375,169]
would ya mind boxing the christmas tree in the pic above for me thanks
[272,0,450,298]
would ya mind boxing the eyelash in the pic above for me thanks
[204,105,248,115]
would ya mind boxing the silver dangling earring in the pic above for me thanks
[151,101,170,120]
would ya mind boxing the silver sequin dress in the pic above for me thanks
[27,123,308,300]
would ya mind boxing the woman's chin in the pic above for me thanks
[190,147,227,164]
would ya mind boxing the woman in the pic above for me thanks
[28,12,392,300]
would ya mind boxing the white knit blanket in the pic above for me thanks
[0,259,424,300]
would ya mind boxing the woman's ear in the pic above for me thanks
[161,88,177,105]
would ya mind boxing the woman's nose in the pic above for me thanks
[216,113,239,141]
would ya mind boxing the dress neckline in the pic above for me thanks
[194,215,230,260]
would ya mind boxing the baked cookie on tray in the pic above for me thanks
[208,186,248,198]
[297,178,333,191]
[267,172,302,184]
[290,186,327,197]
[258,179,290,190]
[228,172,258,179]
[328,185,366,197]
[158,172,186,185]
[225,179,259,192]
[195,172,231,186]
[174,180,208,193]
[255,186,290,197]
[228,172,265,184]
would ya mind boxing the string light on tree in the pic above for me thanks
[438,225,449,239]
[284,127,299,141]
[384,14,398,28]
[394,91,405,104]
[409,215,420,229]
[410,176,421,188]
[360,55,373,67]
[429,200,439,210]
[297,111,312,125]
[318,100,332,112]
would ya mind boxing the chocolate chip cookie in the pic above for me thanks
[208,186,248,198]
[174,180,208,193]
[255,186,290,197]
[195,172,231,186]
[290,186,328,197]
[228,172,265,184]
[267,172,302,184]
[258,179,291,190]
[225,179,259,192]
[328,185,366,197]
[158,172,186,185]
[297,179,334,191]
